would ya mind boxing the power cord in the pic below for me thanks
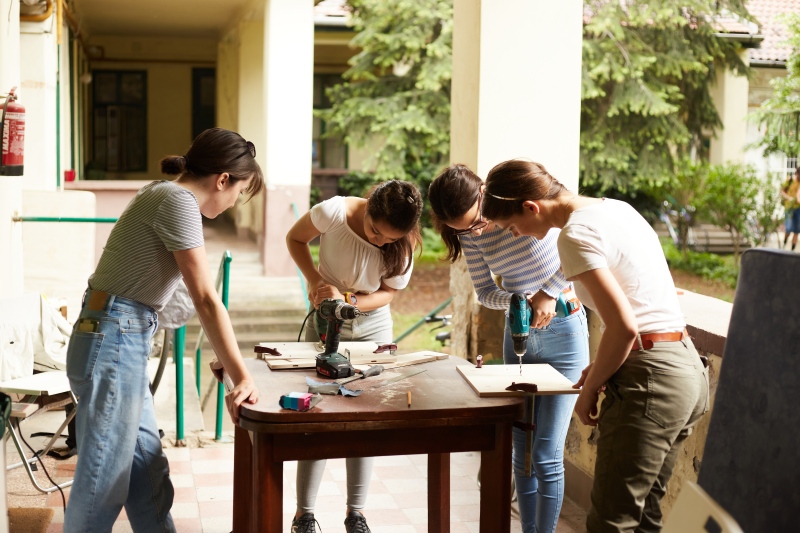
[297,309,316,342]
[18,426,67,512]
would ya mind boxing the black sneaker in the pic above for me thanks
[291,512,320,533]
[344,510,371,533]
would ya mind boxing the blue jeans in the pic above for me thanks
[502,309,589,533]
[64,290,175,533]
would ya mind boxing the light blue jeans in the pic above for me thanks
[64,290,175,533]
[502,309,589,533]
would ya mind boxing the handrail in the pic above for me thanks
[290,202,311,311]
[12,216,118,223]
[191,251,233,442]
[393,297,453,344]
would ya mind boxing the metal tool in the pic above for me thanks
[336,364,385,386]
[315,298,362,379]
[378,367,427,387]
[509,293,531,376]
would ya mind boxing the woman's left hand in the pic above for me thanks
[528,290,557,328]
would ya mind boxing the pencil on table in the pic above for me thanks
[407,391,411,408]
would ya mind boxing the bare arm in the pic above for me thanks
[174,246,258,425]
[286,212,325,303]
[315,280,399,312]
[571,267,638,426]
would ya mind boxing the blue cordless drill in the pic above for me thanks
[509,292,571,375]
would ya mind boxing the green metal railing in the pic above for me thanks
[13,215,226,443]
[191,250,233,442]
[12,216,119,223]
[393,297,453,344]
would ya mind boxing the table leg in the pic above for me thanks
[233,425,253,533]
[428,453,450,533]
[479,421,513,533]
[252,432,283,533]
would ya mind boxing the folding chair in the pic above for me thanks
[0,371,76,494]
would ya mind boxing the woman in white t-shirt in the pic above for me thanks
[482,159,708,533]
[286,180,423,533]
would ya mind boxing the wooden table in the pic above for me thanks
[232,356,524,532]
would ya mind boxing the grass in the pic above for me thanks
[391,311,451,354]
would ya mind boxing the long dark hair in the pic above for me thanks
[483,160,567,221]
[427,164,483,262]
[366,180,423,278]
[160,127,265,201]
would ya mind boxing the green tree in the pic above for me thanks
[581,1,753,193]
[751,13,800,157]
[701,162,760,264]
[317,0,452,183]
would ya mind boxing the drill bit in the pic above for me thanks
[519,354,523,375]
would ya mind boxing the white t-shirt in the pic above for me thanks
[310,196,413,294]
[558,199,684,333]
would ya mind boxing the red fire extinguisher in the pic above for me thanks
[1,86,25,176]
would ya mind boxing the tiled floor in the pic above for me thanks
[5,412,585,532]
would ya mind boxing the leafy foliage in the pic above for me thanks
[747,172,785,248]
[581,1,752,192]
[661,239,739,288]
[701,162,760,263]
[317,0,452,183]
[751,14,800,157]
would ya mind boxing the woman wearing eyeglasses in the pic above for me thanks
[64,128,263,532]
[286,180,423,533]
[427,164,589,533]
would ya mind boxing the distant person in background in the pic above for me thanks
[781,168,800,251]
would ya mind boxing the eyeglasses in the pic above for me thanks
[453,192,489,235]
[233,140,256,160]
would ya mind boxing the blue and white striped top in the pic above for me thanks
[459,227,569,311]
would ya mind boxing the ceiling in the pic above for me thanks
[71,0,257,39]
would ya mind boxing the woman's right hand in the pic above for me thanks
[312,281,343,307]
[226,379,259,426]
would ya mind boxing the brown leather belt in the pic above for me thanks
[632,331,685,352]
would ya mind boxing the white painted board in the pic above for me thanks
[457,363,579,397]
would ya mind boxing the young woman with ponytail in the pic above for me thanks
[64,128,263,532]
[285,179,423,533]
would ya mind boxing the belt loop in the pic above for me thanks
[636,333,644,351]
[105,294,116,316]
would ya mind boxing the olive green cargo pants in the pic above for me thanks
[586,338,709,533]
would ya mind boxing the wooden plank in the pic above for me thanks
[265,352,396,371]
[456,364,579,398]
[256,341,388,360]
[10,402,39,419]
[352,351,448,372]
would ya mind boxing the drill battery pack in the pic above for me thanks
[555,288,581,317]
[279,392,321,411]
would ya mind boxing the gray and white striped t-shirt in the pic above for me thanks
[89,180,204,312]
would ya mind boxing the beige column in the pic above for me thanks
[709,50,750,165]
[0,0,23,298]
[261,0,314,276]
[449,0,583,359]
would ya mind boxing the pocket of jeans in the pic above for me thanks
[545,313,581,337]
[120,317,153,334]
[66,331,105,385]
[645,369,696,429]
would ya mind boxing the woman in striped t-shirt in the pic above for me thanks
[428,164,589,533]
[65,128,264,533]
